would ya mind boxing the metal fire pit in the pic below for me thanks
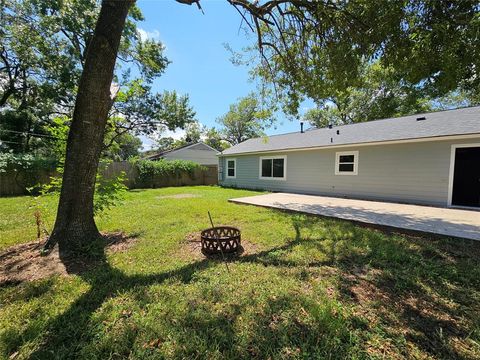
[201,226,241,255]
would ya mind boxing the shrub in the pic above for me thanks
[0,152,57,173]
[93,168,128,215]
[0,152,57,194]
[38,160,127,216]
[132,159,204,183]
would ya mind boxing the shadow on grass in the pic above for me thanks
[4,214,480,359]
[9,229,359,359]
[304,218,480,359]
[22,252,211,358]
[236,214,480,359]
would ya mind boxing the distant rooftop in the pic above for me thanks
[221,106,480,156]
[147,142,217,160]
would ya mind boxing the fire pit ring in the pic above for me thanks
[201,226,241,255]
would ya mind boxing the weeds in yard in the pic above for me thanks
[1,187,479,359]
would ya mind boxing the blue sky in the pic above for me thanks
[136,0,305,149]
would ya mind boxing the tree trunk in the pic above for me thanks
[49,0,134,257]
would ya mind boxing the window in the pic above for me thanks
[259,156,286,180]
[226,158,236,178]
[335,151,358,175]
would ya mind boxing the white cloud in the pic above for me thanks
[163,129,186,141]
[141,128,187,151]
[137,28,161,42]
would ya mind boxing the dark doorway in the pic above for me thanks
[452,146,480,207]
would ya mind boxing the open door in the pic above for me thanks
[451,146,480,208]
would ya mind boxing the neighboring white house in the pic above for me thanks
[218,106,480,209]
[148,142,219,166]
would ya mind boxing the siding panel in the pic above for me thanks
[220,138,480,206]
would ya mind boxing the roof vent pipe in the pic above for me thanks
[336,130,340,135]
[416,116,427,121]
[328,123,333,129]
[300,121,304,133]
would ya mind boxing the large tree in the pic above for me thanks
[105,79,196,155]
[239,1,480,116]
[302,60,477,129]
[217,93,273,145]
[48,0,136,255]
[204,127,230,151]
[47,0,480,257]
[0,0,175,155]
[302,61,434,128]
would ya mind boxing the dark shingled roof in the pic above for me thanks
[221,106,480,156]
[146,142,217,160]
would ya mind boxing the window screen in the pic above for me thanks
[272,159,284,177]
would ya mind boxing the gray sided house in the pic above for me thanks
[148,142,218,166]
[218,106,480,209]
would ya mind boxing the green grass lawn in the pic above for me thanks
[1,186,480,359]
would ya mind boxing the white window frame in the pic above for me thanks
[447,143,480,208]
[259,155,287,181]
[226,158,236,179]
[335,151,359,175]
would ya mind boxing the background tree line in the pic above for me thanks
[0,0,196,160]
[6,0,473,161]
[151,92,274,153]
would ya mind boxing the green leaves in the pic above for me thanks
[302,59,475,128]
[37,160,128,216]
[0,152,56,174]
[111,80,196,138]
[0,152,57,196]
[135,39,169,82]
[240,1,480,116]
[216,93,274,145]
[1,0,173,155]
[133,159,203,183]
[93,167,128,216]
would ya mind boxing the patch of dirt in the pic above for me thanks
[0,240,64,286]
[0,232,137,286]
[104,232,138,253]
[180,232,260,260]
[156,193,199,199]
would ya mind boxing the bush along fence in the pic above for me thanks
[104,159,218,189]
[0,156,218,196]
[0,153,58,196]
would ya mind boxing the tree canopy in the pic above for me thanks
[229,0,480,117]
[216,93,273,145]
[0,0,193,157]
[300,61,475,128]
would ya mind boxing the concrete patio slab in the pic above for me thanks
[229,193,480,241]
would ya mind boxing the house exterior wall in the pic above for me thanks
[219,137,480,206]
[162,144,218,165]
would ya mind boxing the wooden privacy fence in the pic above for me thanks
[0,169,56,196]
[0,162,218,196]
[102,161,218,189]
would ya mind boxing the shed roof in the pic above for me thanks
[147,142,217,160]
[221,106,480,156]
